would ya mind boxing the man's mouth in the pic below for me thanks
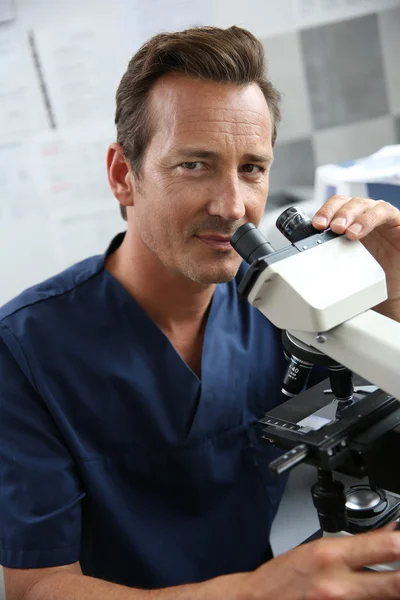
[196,234,234,250]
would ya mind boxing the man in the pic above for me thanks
[1,25,400,600]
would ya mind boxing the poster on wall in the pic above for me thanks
[34,25,130,130]
[54,207,126,269]
[30,123,116,219]
[0,137,44,223]
[0,23,48,137]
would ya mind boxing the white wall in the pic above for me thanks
[1,0,400,305]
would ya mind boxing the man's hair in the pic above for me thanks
[115,26,281,220]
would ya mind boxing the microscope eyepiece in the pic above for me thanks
[276,206,320,243]
[230,223,275,264]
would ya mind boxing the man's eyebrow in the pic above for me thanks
[242,152,273,164]
[171,148,273,163]
[172,148,219,160]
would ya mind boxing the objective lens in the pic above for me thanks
[328,365,354,404]
[276,206,320,243]
[281,331,328,398]
[282,353,313,397]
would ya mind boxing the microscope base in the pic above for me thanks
[321,490,400,571]
[346,489,400,534]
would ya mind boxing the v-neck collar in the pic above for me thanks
[103,264,222,383]
[101,232,223,383]
[99,234,239,443]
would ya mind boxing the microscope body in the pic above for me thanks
[231,208,400,565]
[243,232,386,333]
[234,219,399,400]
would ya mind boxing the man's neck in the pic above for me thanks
[105,228,216,333]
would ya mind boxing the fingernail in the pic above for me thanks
[348,223,363,235]
[331,217,347,228]
[313,216,328,228]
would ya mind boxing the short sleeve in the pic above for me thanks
[0,325,85,568]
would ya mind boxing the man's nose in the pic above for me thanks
[207,173,246,222]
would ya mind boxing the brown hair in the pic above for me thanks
[115,26,281,220]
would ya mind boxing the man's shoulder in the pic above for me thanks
[0,255,104,326]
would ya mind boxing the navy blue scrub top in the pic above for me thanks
[0,233,289,588]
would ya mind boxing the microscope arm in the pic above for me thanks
[291,309,400,400]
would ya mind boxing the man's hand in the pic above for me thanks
[242,526,400,600]
[312,196,400,320]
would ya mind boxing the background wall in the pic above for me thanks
[0,0,400,305]
[265,6,400,194]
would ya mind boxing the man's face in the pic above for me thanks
[131,74,274,284]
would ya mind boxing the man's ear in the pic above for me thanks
[107,143,135,208]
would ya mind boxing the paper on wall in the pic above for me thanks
[30,123,116,218]
[34,25,130,129]
[54,207,125,268]
[0,137,45,222]
[0,23,48,137]
[0,218,61,305]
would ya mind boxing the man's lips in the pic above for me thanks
[196,234,234,250]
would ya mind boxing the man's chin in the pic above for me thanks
[197,274,236,284]
[184,264,240,285]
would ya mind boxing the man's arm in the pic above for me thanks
[4,564,246,600]
[4,564,82,600]
[6,528,400,600]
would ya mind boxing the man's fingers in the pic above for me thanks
[342,530,400,569]
[312,195,355,228]
[313,195,376,232]
[312,195,400,240]
[344,201,400,240]
[346,570,400,600]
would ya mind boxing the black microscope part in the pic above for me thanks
[281,331,348,399]
[311,469,348,533]
[276,206,321,243]
[328,366,354,404]
[282,354,314,398]
[230,223,276,264]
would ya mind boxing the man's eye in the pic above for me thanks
[240,164,263,174]
[181,162,204,170]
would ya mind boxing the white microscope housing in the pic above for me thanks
[231,211,400,400]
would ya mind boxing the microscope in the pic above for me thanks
[231,207,400,570]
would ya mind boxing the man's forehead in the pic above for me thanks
[178,106,270,127]
[171,111,271,145]
[149,74,272,131]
